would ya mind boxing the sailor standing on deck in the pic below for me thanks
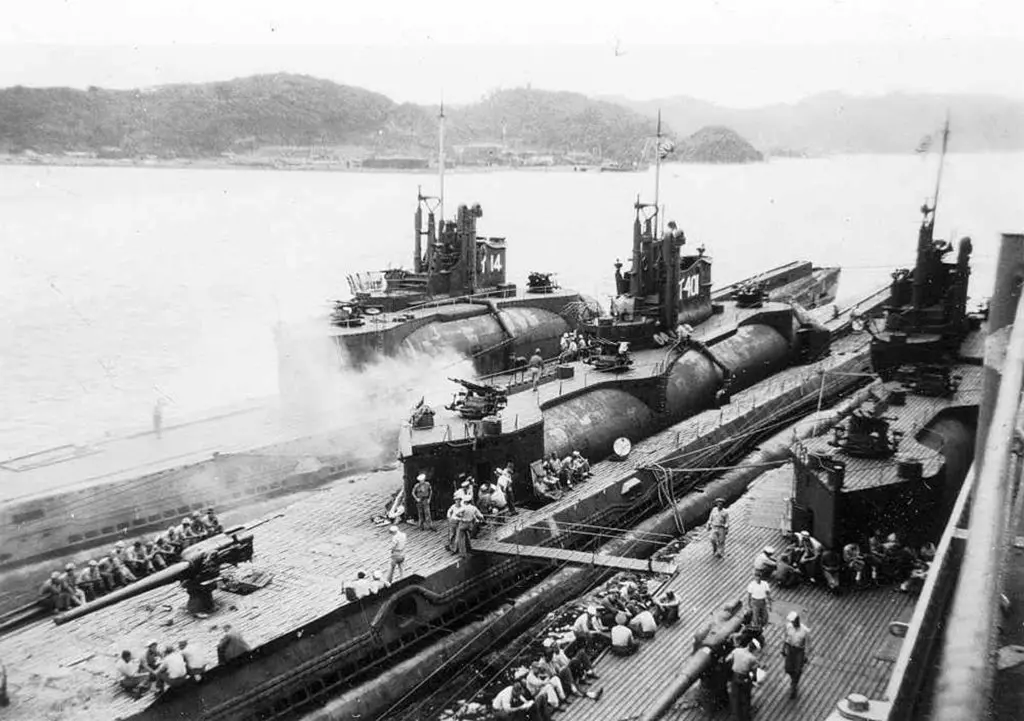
[746,576,772,630]
[725,639,761,721]
[412,473,435,531]
[528,348,544,391]
[387,526,407,583]
[782,611,812,698]
[445,499,462,553]
[707,498,730,558]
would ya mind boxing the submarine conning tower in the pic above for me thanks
[413,198,508,298]
[869,201,974,375]
[585,199,712,348]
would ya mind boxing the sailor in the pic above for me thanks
[707,498,730,558]
[571,451,591,480]
[165,526,183,556]
[152,400,163,439]
[141,640,163,676]
[725,639,761,721]
[540,640,581,698]
[753,546,778,580]
[496,462,517,514]
[782,611,812,698]
[796,531,823,582]
[387,525,408,583]
[525,662,565,710]
[445,499,462,553]
[610,614,639,656]
[477,482,496,514]
[189,510,208,537]
[178,517,199,547]
[39,571,63,612]
[125,541,150,577]
[154,643,188,692]
[349,570,373,599]
[59,563,86,608]
[411,473,435,531]
[629,608,658,639]
[528,348,544,391]
[491,679,544,720]
[96,556,120,592]
[144,539,168,571]
[453,477,475,505]
[654,590,681,625]
[572,606,611,650]
[109,546,138,586]
[489,482,508,515]
[204,508,223,536]
[217,625,251,664]
[178,639,207,680]
[77,560,104,601]
[552,636,599,685]
[156,531,180,562]
[455,501,484,556]
[115,650,151,697]
[662,220,685,242]
[745,576,772,630]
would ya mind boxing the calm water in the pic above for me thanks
[2,155,1021,457]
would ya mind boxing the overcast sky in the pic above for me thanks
[1,0,1022,106]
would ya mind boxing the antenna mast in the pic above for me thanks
[654,110,662,232]
[438,97,446,222]
[930,113,951,219]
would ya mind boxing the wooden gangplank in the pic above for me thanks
[472,539,677,575]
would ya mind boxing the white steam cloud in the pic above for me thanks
[276,324,477,464]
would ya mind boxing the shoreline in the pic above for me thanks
[3,150,1008,174]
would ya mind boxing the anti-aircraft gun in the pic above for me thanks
[445,377,508,420]
[53,527,256,625]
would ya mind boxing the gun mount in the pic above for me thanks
[54,530,255,625]
[444,378,508,420]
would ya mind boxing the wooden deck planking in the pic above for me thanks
[558,467,917,721]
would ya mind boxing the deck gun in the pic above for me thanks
[53,522,267,626]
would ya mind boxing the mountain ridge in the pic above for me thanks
[1,74,1021,160]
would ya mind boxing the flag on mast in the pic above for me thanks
[658,138,676,160]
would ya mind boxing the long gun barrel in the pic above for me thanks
[54,561,191,625]
[54,531,255,626]
[638,599,745,721]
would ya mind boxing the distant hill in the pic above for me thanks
[610,92,1024,155]
[443,88,659,162]
[675,126,763,163]
[0,75,662,162]
[0,74,396,157]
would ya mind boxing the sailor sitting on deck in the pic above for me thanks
[628,607,658,639]
[753,546,778,580]
[533,469,562,503]
[525,662,566,709]
[572,606,611,650]
[154,644,188,693]
[796,530,824,583]
[492,679,547,721]
[115,650,152,698]
[610,613,639,656]
[653,590,681,625]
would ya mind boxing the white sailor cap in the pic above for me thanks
[417,473,427,481]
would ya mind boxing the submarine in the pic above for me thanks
[397,196,841,496]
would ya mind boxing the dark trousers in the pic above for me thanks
[729,675,753,721]
[416,500,434,529]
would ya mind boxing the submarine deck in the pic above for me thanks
[557,465,919,721]
[0,324,875,721]
[400,299,802,455]
[322,287,584,338]
[0,397,331,505]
